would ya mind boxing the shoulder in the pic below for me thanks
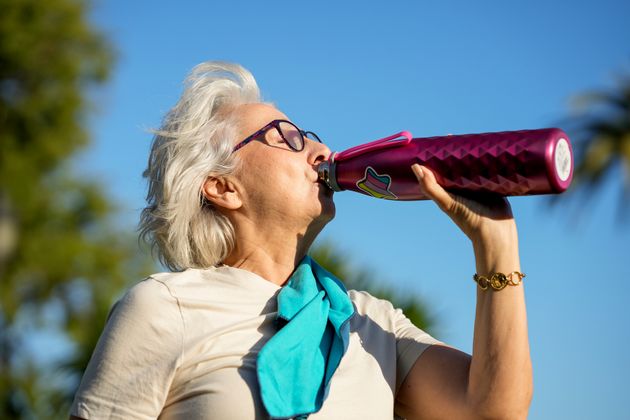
[135,268,219,306]
[148,268,201,291]
[119,274,179,310]
[106,273,189,328]
[347,289,403,332]
[347,290,439,343]
[148,265,278,296]
[348,290,399,317]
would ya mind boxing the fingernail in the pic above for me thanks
[412,164,425,179]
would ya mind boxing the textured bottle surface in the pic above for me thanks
[319,128,573,201]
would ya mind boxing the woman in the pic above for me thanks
[70,62,532,419]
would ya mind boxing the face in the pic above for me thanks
[230,103,335,234]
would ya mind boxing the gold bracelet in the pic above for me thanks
[473,271,525,291]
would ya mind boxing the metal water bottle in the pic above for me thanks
[317,128,573,200]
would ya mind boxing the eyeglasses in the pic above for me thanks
[232,119,322,153]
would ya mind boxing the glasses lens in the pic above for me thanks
[304,131,322,143]
[279,121,304,151]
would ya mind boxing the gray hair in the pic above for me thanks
[139,61,261,271]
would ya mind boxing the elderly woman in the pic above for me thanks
[70,62,532,419]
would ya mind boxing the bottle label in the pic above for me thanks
[356,167,398,200]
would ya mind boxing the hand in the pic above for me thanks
[411,164,517,247]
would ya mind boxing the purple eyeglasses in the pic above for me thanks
[232,119,322,153]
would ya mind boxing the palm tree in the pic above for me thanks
[560,73,630,220]
[309,241,436,334]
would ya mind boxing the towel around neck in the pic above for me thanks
[256,255,355,419]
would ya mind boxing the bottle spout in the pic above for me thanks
[317,160,342,192]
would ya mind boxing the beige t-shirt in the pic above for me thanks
[71,265,441,419]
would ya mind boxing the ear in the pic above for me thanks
[202,176,242,210]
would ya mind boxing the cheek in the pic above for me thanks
[240,163,295,204]
[252,158,302,186]
[237,151,310,202]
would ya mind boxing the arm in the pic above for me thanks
[395,165,533,420]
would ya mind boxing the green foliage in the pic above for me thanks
[0,0,152,417]
[557,73,630,221]
[309,242,436,334]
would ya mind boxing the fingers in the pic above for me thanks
[411,164,453,211]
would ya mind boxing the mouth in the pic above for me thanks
[315,177,333,191]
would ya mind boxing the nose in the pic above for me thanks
[305,137,332,165]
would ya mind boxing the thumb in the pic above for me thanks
[411,164,453,211]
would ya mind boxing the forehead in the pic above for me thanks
[233,103,289,138]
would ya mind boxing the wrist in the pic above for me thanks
[470,218,518,245]
[472,228,520,275]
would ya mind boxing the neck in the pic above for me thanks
[223,216,324,286]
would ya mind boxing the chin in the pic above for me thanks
[319,193,336,220]
[320,206,336,224]
[306,207,335,243]
[309,200,335,233]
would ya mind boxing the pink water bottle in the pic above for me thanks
[317,128,573,200]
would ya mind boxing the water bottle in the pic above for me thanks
[317,128,573,200]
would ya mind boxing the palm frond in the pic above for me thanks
[549,71,630,223]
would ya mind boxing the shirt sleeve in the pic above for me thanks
[391,305,442,393]
[70,278,184,420]
[347,290,442,394]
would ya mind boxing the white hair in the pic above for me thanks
[139,61,262,271]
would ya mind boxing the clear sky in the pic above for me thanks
[79,1,630,418]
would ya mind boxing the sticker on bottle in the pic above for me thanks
[356,166,398,200]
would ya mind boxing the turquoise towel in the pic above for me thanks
[257,255,355,419]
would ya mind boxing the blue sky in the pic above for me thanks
[77,1,630,418]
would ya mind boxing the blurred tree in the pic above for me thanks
[559,74,630,220]
[310,242,435,334]
[0,0,152,418]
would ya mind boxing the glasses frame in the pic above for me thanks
[232,119,321,153]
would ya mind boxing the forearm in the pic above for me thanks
[406,166,534,419]
[467,227,533,418]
